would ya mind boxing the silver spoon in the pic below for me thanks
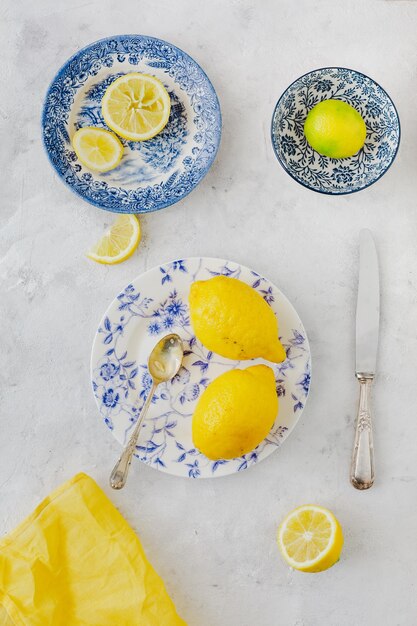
[110,333,184,490]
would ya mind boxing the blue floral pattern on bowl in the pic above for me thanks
[271,67,400,195]
[91,258,311,478]
[42,35,221,213]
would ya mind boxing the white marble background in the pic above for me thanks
[1,1,417,624]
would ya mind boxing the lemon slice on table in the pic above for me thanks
[102,73,171,142]
[87,215,141,265]
[72,127,123,172]
[277,505,344,573]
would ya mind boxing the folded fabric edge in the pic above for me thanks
[0,473,88,549]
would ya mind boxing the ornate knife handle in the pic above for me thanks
[350,376,375,490]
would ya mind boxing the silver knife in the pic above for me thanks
[350,229,380,490]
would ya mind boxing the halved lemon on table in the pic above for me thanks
[102,73,171,142]
[72,127,124,172]
[277,505,344,573]
[87,215,141,265]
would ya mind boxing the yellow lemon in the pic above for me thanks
[72,127,123,172]
[277,505,344,573]
[189,276,286,363]
[304,99,366,158]
[192,365,278,460]
[87,215,141,265]
[102,73,171,142]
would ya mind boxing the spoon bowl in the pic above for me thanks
[148,334,184,384]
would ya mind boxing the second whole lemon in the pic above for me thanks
[304,99,366,159]
[189,276,286,363]
[192,365,278,460]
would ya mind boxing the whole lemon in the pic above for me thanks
[192,365,278,460]
[304,99,366,158]
[189,276,286,363]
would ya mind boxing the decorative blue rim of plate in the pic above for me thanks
[271,67,401,195]
[41,34,222,213]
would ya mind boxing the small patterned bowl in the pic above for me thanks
[271,67,400,195]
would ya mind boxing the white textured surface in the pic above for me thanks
[1,1,417,624]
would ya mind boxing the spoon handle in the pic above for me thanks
[110,382,157,490]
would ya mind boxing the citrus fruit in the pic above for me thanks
[189,276,286,363]
[72,127,123,172]
[304,99,366,158]
[277,505,344,573]
[102,73,171,142]
[192,365,278,460]
[87,215,141,265]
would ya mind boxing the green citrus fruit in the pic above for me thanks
[304,99,366,159]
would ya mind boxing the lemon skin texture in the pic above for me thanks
[192,365,279,460]
[189,276,286,363]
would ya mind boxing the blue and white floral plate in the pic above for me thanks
[42,35,221,213]
[91,258,311,478]
[271,67,400,195]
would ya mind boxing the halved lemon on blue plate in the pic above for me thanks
[102,73,171,142]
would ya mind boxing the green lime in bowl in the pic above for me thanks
[271,67,400,195]
[304,99,366,159]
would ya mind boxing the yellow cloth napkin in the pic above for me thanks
[0,473,186,626]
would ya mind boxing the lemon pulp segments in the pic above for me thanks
[277,505,343,573]
[72,127,123,172]
[87,215,141,265]
[102,73,171,142]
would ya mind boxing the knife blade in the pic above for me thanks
[356,229,380,376]
[351,229,379,490]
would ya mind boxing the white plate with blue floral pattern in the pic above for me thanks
[42,35,221,213]
[271,67,400,195]
[91,258,311,478]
